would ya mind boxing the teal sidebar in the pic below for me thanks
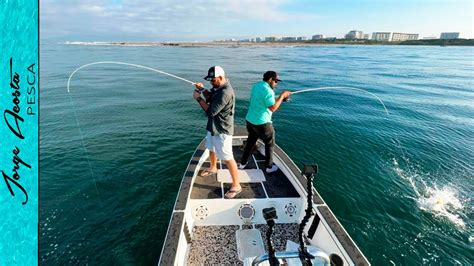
[0,0,39,265]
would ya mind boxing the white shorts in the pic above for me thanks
[205,131,234,161]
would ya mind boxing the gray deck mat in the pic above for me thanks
[187,225,242,265]
[191,146,300,199]
[187,223,300,265]
[257,162,300,198]
[223,182,266,199]
[191,162,222,199]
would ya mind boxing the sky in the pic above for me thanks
[40,0,473,41]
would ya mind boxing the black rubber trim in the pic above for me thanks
[308,214,321,240]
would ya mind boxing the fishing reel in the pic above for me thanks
[194,87,211,99]
[194,87,205,93]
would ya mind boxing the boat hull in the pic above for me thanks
[159,128,369,265]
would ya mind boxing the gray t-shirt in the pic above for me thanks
[205,80,235,136]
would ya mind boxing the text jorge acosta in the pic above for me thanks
[2,58,37,205]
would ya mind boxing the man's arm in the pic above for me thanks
[268,91,291,112]
[193,90,209,111]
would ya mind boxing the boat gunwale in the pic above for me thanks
[158,138,205,265]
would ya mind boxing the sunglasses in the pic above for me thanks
[208,77,220,82]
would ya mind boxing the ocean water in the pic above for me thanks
[40,42,473,265]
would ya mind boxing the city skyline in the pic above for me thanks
[218,31,459,42]
[40,0,473,41]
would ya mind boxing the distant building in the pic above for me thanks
[372,32,391,41]
[362,34,370,40]
[281,37,297,42]
[256,37,262,42]
[312,34,325,40]
[391,33,419,42]
[440,32,460,39]
[297,36,307,41]
[345,30,364,39]
[265,36,278,42]
[423,36,438,40]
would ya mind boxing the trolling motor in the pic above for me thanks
[298,164,318,265]
[262,207,280,266]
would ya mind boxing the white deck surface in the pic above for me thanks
[217,169,267,183]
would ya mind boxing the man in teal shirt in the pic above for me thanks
[238,71,291,173]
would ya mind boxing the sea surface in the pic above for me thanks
[40,42,473,265]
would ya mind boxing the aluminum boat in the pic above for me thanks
[159,127,370,265]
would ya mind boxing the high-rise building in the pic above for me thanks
[345,30,364,39]
[372,32,391,41]
[391,33,419,41]
[265,37,278,42]
[312,34,325,40]
[440,32,460,39]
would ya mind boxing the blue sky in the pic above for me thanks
[40,0,473,41]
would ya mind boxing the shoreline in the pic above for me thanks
[63,40,474,47]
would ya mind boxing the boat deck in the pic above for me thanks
[190,144,301,199]
[187,223,300,265]
[159,129,370,266]
[187,142,303,264]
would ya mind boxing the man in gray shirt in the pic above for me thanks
[193,66,241,199]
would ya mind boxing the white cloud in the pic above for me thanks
[40,0,321,40]
[219,0,291,22]
[39,0,474,40]
[81,5,105,13]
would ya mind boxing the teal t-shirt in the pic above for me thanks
[246,81,276,125]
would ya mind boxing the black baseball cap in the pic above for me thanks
[263,71,282,82]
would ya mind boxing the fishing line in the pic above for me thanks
[67,61,198,206]
[290,86,389,114]
[290,86,419,193]
[67,93,103,207]
[291,86,467,227]
[67,61,196,93]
